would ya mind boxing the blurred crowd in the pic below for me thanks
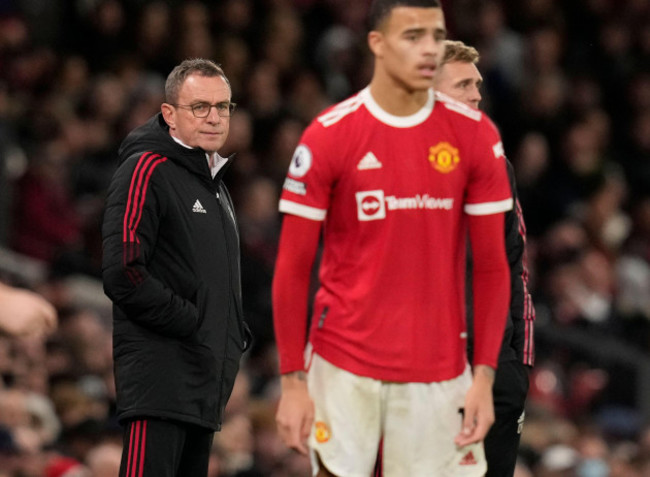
[0,0,649,475]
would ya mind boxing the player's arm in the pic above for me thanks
[456,211,510,446]
[456,114,512,445]
[273,213,322,455]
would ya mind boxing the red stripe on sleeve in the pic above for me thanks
[516,198,536,366]
[123,153,155,242]
[126,153,159,242]
[120,153,167,285]
[130,156,167,240]
[130,420,141,477]
[123,242,143,284]
[138,420,147,477]
[126,421,135,477]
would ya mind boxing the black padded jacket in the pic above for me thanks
[102,113,250,431]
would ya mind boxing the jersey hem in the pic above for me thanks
[312,341,467,383]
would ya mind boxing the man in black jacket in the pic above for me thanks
[433,41,536,477]
[102,58,250,477]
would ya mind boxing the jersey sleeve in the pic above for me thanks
[465,117,513,368]
[464,117,513,216]
[278,119,338,221]
[272,215,322,373]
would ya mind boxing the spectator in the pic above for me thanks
[0,282,57,338]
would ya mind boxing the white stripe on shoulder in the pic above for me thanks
[279,199,327,221]
[317,93,364,128]
[464,198,513,216]
[435,91,482,121]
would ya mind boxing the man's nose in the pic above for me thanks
[471,86,482,105]
[423,36,442,58]
[206,105,222,122]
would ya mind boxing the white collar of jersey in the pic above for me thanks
[361,87,434,128]
[170,135,227,178]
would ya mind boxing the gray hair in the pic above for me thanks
[164,58,230,104]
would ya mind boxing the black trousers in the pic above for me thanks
[119,418,214,477]
[484,360,529,477]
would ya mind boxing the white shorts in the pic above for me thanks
[307,352,487,477]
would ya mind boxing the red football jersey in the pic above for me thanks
[278,88,512,382]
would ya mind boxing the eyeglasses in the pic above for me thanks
[170,101,237,118]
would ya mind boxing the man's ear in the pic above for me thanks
[161,103,175,129]
[368,31,384,58]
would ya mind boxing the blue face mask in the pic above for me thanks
[577,458,609,477]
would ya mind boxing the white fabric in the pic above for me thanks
[307,352,487,477]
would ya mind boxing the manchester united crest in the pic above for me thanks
[429,142,460,173]
[314,421,331,443]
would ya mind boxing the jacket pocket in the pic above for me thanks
[194,284,209,330]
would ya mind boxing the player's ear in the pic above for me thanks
[161,103,176,129]
[368,31,384,58]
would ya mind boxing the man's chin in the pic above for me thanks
[199,141,225,153]
[408,78,435,92]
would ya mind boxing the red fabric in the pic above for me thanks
[276,89,513,382]
[468,212,510,368]
[125,420,149,477]
[272,214,322,373]
[45,456,83,477]
[11,169,82,262]
[122,153,167,285]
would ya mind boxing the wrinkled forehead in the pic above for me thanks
[178,74,231,102]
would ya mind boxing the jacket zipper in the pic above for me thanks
[214,183,232,419]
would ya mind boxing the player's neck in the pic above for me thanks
[369,75,430,117]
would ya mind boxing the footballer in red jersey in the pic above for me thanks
[279,86,511,383]
[273,1,512,476]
